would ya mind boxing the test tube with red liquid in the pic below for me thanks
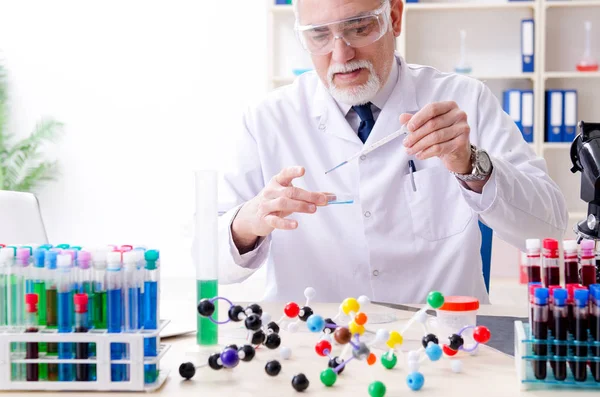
[566,284,586,336]
[580,239,597,287]
[25,293,39,382]
[526,239,542,283]
[551,288,568,381]
[571,289,589,382]
[542,239,560,287]
[563,240,579,285]
[528,282,542,330]
[588,284,600,382]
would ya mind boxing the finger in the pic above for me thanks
[281,186,329,205]
[274,166,305,187]
[261,197,317,215]
[264,214,298,230]
[404,108,464,148]
[405,125,462,156]
[406,101,457,133]
[399,113,413,126]
[414,139,461,160]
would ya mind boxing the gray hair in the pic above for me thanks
[293,0,390,23]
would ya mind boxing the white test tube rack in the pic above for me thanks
[0,320,170,392]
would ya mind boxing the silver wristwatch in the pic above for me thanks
[452,144,492,182]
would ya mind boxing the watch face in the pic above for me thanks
[477,151,492,174]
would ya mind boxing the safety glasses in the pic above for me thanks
[294,2,391,56]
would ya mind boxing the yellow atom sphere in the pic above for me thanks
[342,298,360,315]
[386,331,403,349]
[348,321,365,336]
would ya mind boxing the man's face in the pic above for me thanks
[297,0,403,105]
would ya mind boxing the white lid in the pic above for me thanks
[106,251,122,270]
[134,250,144,262]
[0,249,13,262]
[526,239,540,250]
[563,240,578,252]
[123,251,137,265]
[91,249,107,263]
[57,254,72,268]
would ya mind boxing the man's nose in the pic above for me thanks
[331,36,354,64]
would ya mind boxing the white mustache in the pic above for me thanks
[327,60,374,83]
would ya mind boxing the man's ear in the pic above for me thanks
[390,0,404,37]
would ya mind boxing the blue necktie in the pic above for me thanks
[352,103,375,144]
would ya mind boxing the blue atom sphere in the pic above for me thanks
[425,343,442,361]
[220,348,240,368]
[306,314,325,333]
[406,372,424,391]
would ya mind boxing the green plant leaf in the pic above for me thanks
[12,161,58,192]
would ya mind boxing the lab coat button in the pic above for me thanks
[372,270,379,277]
[364,211,371,218]
[360,155,367,161]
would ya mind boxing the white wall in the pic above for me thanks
[0,0,268,287]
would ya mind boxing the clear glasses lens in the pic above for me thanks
[299,15,386,55]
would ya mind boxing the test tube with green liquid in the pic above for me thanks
[32,248,48,380]
[194,170,219,345]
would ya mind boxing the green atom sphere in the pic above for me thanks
[427,291,444,309]
[381,352,397,369]
[320,368,337,387]
[368,381,386,397]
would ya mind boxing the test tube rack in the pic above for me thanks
[0,320,171,392]
[514,320,600,390]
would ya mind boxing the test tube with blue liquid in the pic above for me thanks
[194,170,218,346]
[57,254,75,381]
[123,251,140,381]
[143,249,160,383]
[134,248,146,332]
[32,248,48,380]
[106,251,126,381]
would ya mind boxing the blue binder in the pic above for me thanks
[521,19,535,73]
[545,90,563,142]
[562,89,577,143]
[503,89,522,133]
[521,90,534,143]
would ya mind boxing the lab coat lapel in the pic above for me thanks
[365,55,420,145]
[311,77,365,146]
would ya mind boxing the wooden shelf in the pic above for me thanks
[406,2,536,10]
[545,0,600,8]
[544,71,600,79]
[543,142,573,149]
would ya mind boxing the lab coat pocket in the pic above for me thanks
[404,165,474,241]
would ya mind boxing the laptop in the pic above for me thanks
[0,190,49,244]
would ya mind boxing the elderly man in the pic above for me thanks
[215,0,568,303]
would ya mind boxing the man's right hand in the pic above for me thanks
[231,166,329,254]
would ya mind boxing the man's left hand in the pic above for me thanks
[401,101,472,174]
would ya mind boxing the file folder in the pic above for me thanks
[521,90,534,143]
[545,90,563,142]
[503,89,522,133]
[563,90,577,143]
[521,19,535,73]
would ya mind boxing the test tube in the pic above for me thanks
[17,248,32,293]
[7,246,24,381]
[32,249,47,380]
[528,282,542,330]
[25,293,39,382]
[123,251,140,382]
[542,239,559,287]
[134,248,146,331]
[590,284,600,381]
[563,240,579,285]
[57,254,75,381]
[107,251,125,382]
[91,250,108,329]
[143,249,160,384]
[551,288,568,381]
[193,170,219,346]
[532,287,549,380]
[74,293,90,382]
[580,240,597,287]
[526,239,542,283]
[0,249,13,327]
[76,251,93,328]
[45,250,59,381]
[571,289,589,381]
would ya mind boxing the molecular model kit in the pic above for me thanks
[180,288,492,396]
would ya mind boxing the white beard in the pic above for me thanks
[327,60,382,106]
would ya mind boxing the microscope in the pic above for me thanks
[570,121,600,243]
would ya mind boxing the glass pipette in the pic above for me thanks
[325,124,409,175]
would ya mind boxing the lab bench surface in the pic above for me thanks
[2,301,596,396]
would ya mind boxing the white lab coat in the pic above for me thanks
[217,53,568,304]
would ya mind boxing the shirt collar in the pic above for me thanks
[334,57,399,116]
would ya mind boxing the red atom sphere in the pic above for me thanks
[315,340,332,357]
[284,302,300,318]
[473,326,491,344]
[443,344,458,356]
